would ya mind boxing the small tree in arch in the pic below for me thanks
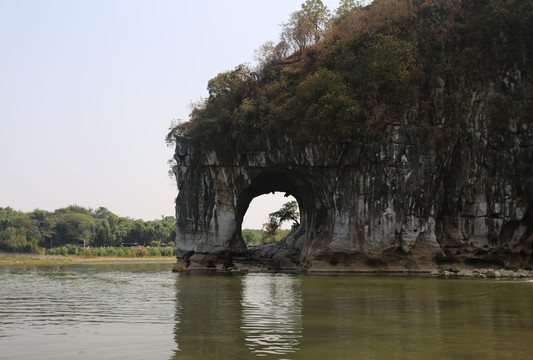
[262,201,300,242]
[262,216,281,242]
[270,201,300,226]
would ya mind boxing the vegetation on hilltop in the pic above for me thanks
[0,206,176,253]
[168,0,532,150]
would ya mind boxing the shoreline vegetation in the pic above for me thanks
[0,253,176,266]
[0,205,176,254]
[0,204,290,254]
[45,244,178,257]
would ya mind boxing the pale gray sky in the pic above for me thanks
[0,0,345,228]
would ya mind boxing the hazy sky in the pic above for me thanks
[0,0,344,228]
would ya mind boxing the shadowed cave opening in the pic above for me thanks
[233,169,315,257]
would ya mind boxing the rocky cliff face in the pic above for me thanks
[172,68,532,272]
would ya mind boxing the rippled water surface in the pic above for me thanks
[1,264,533,359]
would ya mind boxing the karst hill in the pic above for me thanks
[168,0,533,272]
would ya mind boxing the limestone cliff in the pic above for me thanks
[170,0,533,271]
[172,71,532,271]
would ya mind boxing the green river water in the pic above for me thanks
[1,263,532,359]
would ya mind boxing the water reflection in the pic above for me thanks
[297,275,533,360]
[171,273,533,360]
[172,273,248,359]
[241,274,303,356]
[3,266,532,360]
[172,273,303,359]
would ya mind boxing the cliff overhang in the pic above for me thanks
[171,105,533,272]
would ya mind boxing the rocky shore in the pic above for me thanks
[172,252,533,279]
[434,266,533,279]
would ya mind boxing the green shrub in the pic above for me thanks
[148,247,161,257]
[44,245,176,257]
[161,247,174,257]
[135,247,148,257]
[60,246,68,256]
[106,247,117,257]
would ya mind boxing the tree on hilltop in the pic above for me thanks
[282,0,331,52]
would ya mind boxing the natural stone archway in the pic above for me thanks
[171,65,533,272]
[172,117,533,272]
[172,136,344,270]
[171,134,446,272]
[236,170,311,269]
[237,169,311,248]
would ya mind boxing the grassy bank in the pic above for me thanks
[0,253,176,266]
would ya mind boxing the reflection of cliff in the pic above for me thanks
[172,274,533,359]
[308,276,533,358]
[171,273,303,360]
[171,274,247,359]
[241,274,303,356]
[298,276,446,358]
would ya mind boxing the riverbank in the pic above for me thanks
[6,254,531,279]
[434,265,533,279]
[0,253,177,266]
[171,251,533,279]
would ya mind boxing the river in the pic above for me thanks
[1,263,532,359]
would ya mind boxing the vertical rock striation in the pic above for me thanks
[171,0,533,272]
[172,69,533,271]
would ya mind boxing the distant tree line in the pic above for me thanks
[0,205,176,253]
[242,229,292,246]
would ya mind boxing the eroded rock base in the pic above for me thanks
[172,241,533,278]
[172,256,533,279]
[171,243,439,274]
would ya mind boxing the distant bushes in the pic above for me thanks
[46,245,178,258]
[242,229,291,246]
[0,205,177,254]
[0,208,42,254]
[0,226,41,254]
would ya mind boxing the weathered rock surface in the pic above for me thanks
[171,70,533,273]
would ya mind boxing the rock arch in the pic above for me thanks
[171,127,533,272]
[172,136,353,270]
[236,167,338,268]
[237,169,312,244]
